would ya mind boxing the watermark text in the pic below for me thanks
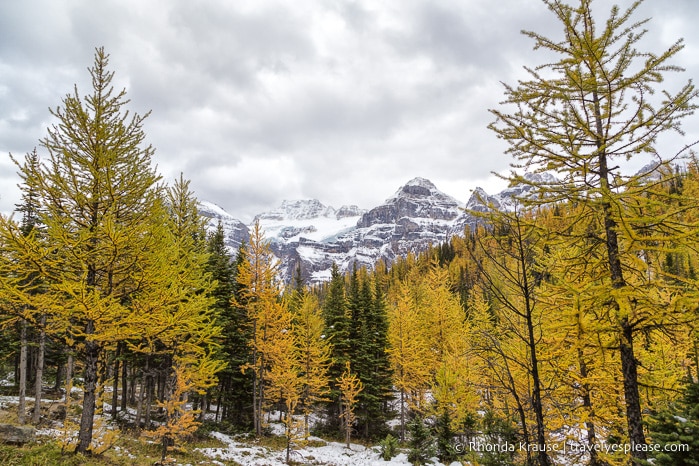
[454,440,690,456]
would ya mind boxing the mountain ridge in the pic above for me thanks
[198,176,525,283]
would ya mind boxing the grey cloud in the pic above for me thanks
[2,0,699,222]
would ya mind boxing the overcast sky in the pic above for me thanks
[2,0,699,222]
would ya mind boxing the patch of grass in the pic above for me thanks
[254,433,288,450]
[305,438,327,448]
[0,407,21,424]
[0,433,240,466]
[0,442,105,466]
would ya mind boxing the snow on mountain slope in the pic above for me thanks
[200,175,553,284]
[255,199,365,244]
[197,200,250,251]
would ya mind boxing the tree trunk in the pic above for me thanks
[516,219,549,466]
[527,319,548,466]
[620,320,646,462]
[18,319,28,425]
[120,355,128,413]
[128,365,137,405]
[399,388,405,442]
[160,368,174,465]
[145,372,153,427]
[54,359,63,393]
[136,372,145,429]
[215,382,223,423]
[111,343,121,419]
[499,343,532,466]
[252,319,261,436]
[199,393,208,422]
[578,351,600,466]
[32,315,46,424]
[594,91,646,462]
[76,321,99,454]
[344,405,350,449]
[64,351,73,404]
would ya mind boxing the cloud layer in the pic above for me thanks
[2,0,698,221]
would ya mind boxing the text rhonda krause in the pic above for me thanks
[460,441,690,455]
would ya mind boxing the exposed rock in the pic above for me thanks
[203,175,554,283]
[335,205,364,219]
[197,201,250,251]
[0,424,35,444]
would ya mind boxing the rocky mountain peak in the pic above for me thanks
[398,177,437,195]
[201,172,558,284]
[465,187,492,212]
[359,177,463,228]
[391,177,443,200]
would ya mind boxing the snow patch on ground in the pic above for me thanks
[198,431,420,466]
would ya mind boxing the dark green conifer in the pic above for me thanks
[211,238,254,428]
[647,380,699,465]
[321,263,350,434]
[407,415,435,465]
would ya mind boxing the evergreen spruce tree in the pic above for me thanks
[207,222,235,330]
[322,263,350,435]
[344,266,392,439]
[205,223,254,427]
[435,410,458,463]
[407,415,435,466]
[478,410,519,466]
[222,241,255,428]
[361,274,393,439]
[205,222,234,419]
[646,380,699,465]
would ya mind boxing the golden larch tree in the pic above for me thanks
[0,47,161,454]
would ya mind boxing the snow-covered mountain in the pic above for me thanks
[198,176,544,284]
[198,201,250,251]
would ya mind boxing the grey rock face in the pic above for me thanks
[202,175,549,283]
[197,201,250,251]
[0,424,35,444]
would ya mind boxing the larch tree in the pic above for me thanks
[236,220,287,436]
[469,208,551,466]
[132,175,224,456]
[422,265,474,430]
[2,148,44,425]
[337,361,363,449]
[386,281,431,441]
[264,301,302,464]
[293,292,331,437]
[536,213,618,466]
[0,47,161,454]
[489,0,699,460]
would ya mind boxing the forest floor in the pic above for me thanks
[0,393,439,466]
